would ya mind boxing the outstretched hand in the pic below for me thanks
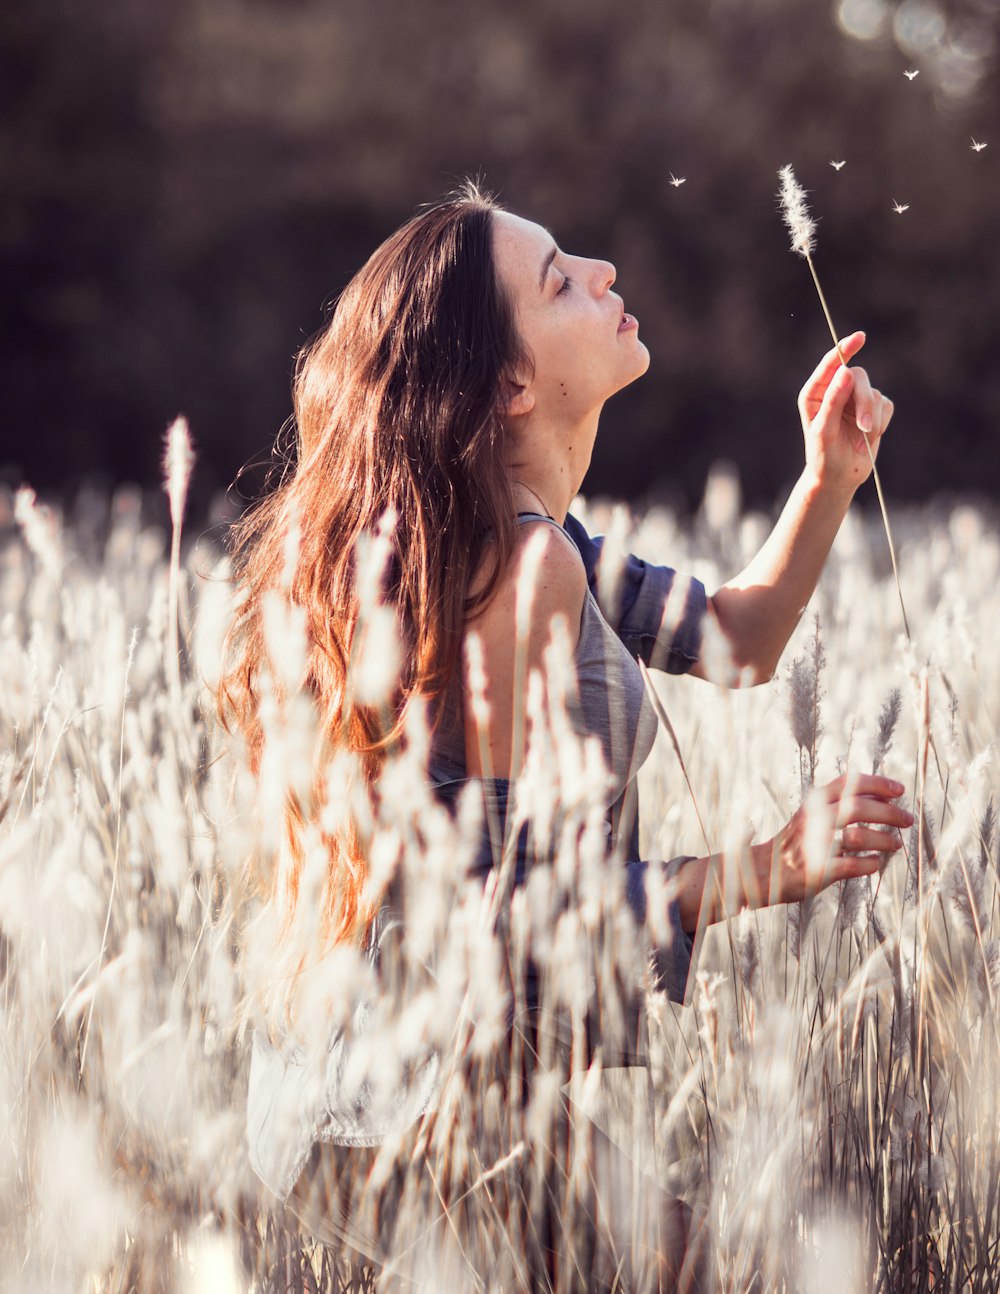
[799,332,895,499]
[753,772,914,909]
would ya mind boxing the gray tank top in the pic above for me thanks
[429,512,659,824]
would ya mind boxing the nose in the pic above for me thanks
[595,259,616,292]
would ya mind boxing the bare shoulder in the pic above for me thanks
[468,519,587,645]
[463,519,587,778]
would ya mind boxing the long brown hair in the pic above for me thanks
[214,178,532,1038]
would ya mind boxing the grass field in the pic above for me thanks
[1,473,998,1293]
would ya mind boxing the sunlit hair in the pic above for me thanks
[213,177,532,1036]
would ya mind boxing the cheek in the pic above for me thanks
[529,311,608,394]
[545,314,598,368]
[528,325,573,383]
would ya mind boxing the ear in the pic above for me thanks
[501,378,534,418]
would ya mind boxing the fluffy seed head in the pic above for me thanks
[162,415,195,529]
[14,486,62,580]
[778,164,817,258]
[872,687,903,774]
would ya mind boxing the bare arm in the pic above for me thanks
[688,470,852,685]
[668,773,913,932]
[689,331,894,687]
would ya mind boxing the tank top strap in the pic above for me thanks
[515,510,572,537]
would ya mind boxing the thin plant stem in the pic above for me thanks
[167,513,184,712]
[638,658,742,1012]
[805,253,848,369]
[80,624,138,1076]
[637,658,710,856]
[804,249,911,643]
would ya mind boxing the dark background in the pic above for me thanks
[2,0,997,528]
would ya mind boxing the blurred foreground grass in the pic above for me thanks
[1,471,999,1292]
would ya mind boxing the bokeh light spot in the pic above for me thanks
[836,0,889,42]
[894,0,947,55]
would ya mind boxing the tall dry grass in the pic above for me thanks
[0,465,998,1292]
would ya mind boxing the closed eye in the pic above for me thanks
[557,274,573,295]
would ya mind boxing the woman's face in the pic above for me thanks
[490,210,650,423]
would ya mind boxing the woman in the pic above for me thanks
[219,179,910,1291]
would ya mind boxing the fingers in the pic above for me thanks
[797,332,865,418]
[838,824,905,853]
[801,331,866,400]
[824,772,904,802]
[814,362,856,430]
[848,366,875,449]
[847,371,894,453]
[830,852,887,883]
[796,332,897,459]
[835,795,914,831]
[877,392,895,436]
[813,362,886,455]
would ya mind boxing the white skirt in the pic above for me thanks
[280,1058,664,1280]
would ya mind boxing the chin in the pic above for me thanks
[619,341,651,390]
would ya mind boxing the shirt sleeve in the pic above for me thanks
[623,856,698,1005]
[433,775,698,1008]
[561,511,708,674]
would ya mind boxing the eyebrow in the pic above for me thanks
[538,244,558,293]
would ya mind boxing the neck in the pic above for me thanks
[512,480,555,519]
[507,409,600,526]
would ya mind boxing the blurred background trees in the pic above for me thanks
[2,0,998,522]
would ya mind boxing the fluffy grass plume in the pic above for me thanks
[778,163,817,259]
[162,415,195,712]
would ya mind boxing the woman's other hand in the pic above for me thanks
[752,772,914,908]
[798,331,895,500]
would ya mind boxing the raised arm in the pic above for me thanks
[688,472,855,686]
[690,331,895,686]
